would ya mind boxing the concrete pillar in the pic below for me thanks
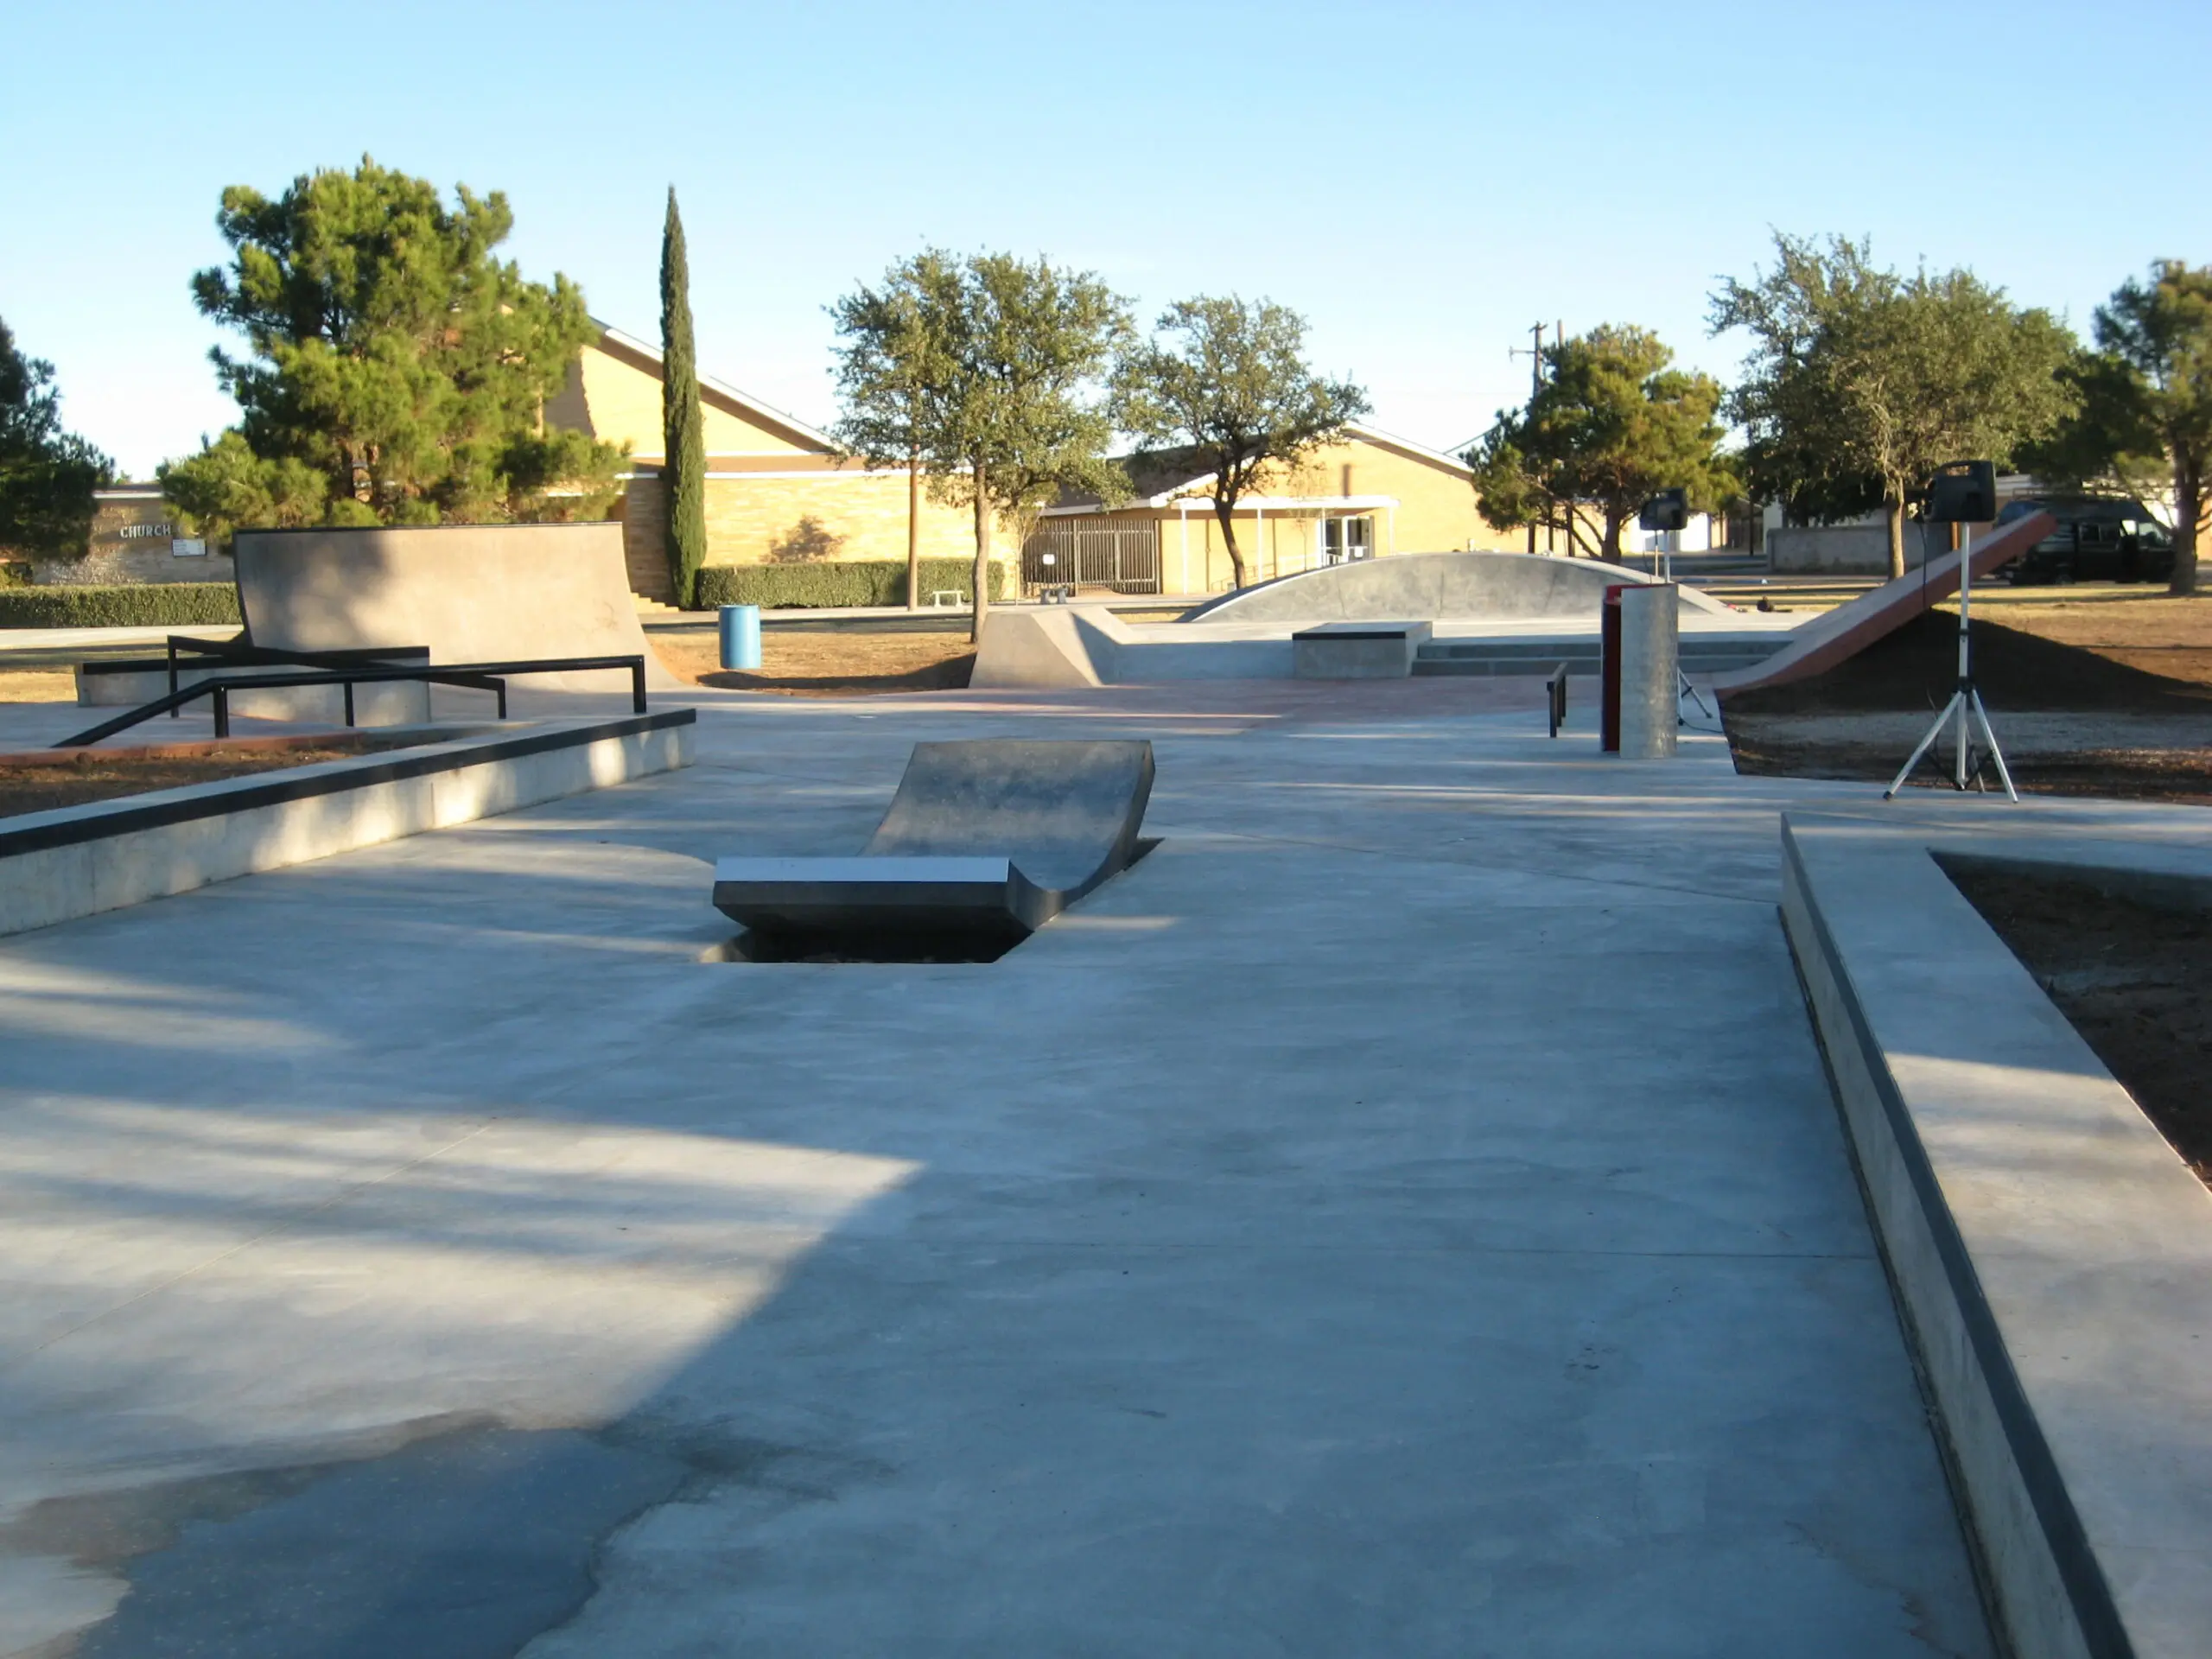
[1617,583,1678,759]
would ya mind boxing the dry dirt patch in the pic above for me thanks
[0,670,79,703]
[653,625,976,696]
[1723,599,2212,800]
[1948,864,2212,1186]
[0,734,438,817]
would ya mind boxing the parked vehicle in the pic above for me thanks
[1994,496,2176,584]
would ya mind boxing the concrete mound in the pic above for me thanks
[1183,550,1734,623]
[713,740,1154,954]
[232,523,679,694]
[1712,512,2054,697]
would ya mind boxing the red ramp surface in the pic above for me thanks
[1712,512,2054,696]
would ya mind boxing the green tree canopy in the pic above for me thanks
[1467,324,1734,563]
[0,317,114,560]
[1712,233,2075,577]
[830,250,1128,639]
[161,156,624,546]
[2019,261,2212,595]
[660,188,708,607]
[1111,296,1369,589]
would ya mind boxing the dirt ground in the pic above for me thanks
[0,670,77,702]
[1723,596,2212,800]
[652,623,976,696]
[0,734,435,817]
[1947,865,2212,1186]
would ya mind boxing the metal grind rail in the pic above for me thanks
[160,635,434,713]
[54,654,650,748]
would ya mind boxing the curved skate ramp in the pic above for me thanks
[1183,550,1733,624]
[233,523,679,694]
[713,740,1154,956]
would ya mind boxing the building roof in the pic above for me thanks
[1056,423,1476,512]
[589,319,839,454]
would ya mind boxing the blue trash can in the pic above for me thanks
[718,604,761,671]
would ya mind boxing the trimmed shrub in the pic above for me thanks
[0,583,243,628]
[693,559,1007,610]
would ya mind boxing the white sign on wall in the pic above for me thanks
[170,538,207,557]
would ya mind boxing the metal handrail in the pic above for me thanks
[163,635,431,715]
[54,653,647,748]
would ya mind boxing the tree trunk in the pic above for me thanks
[970,463,990,645]
[1599,509,1625,563]
[1215,500,1247,588]
[1885,495,1907,582]
[906,453,921,613]
[2169,461,2201,597]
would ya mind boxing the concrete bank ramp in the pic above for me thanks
[1713,512,2054,696]
[233,523,680,694]
[1183,550,1735,624]
[713,740,1154,954]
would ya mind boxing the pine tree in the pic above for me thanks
[160,157,623,545]
[660,188,708,608]
[0,317,113,559]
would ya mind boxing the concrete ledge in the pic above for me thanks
[1780,810,2212,1659]
[1291,620,1432,678]
[0,709,696,936]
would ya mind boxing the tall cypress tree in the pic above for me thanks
[659,188,708,607]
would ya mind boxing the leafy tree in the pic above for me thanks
[831,250,1128,639]
[2019,262,2212,595]
[830,251,956,612]
[1713,233,2075,577]
[161,156,623,545]
[1467,325,1733,562]
[660,188,709,607]
[1111,297,1367,590]
[0,317,113,559]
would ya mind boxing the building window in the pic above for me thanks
[1321,515,1374,563]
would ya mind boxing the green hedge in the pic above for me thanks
[0,583,243,628]
[694,559,1006,610]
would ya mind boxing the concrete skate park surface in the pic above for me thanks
[1783,808,2212,1659]
[973,551,1795,688]
[714,739,1154,944]
[0,670,2076,1658]
[232,523,681,696]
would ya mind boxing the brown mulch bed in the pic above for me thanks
[1724,606,2212,801]
[1947,865,2212,1186]
[1726,608,2212,719]
[0,733,436,817]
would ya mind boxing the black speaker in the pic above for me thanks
[1926,461,1996,524]
[1637,488,1688,532]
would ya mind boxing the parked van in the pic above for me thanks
[1994,496,2175,584]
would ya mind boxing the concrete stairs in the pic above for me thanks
[632,595,686,618]
[1413,635,1789,677]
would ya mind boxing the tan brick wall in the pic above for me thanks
[621,469,1014,602]
[550,339,823,461]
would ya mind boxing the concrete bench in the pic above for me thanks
[1290,620,1433,680]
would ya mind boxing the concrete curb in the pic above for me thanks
[0,709,696,937]
[1780,810,2212,1659]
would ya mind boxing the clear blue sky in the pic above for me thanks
[5,0,2207,479]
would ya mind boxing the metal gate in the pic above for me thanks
[1023,518,1162,594]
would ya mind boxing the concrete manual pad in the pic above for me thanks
[0,681,2037,1656]
[714,738,1154,949]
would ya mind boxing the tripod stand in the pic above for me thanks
[1884,524,2018,801]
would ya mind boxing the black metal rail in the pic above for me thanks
[162,635,432,716]
[54,654,648,748]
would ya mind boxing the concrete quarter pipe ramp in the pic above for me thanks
[714,740,1154,957]
[232,523,680,694]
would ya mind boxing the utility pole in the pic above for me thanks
[1507,321,1547,554]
